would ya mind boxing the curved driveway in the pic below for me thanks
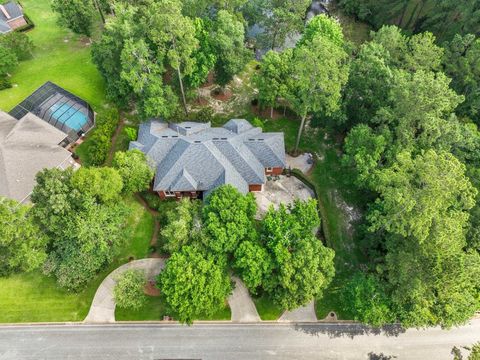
[84,258,166,323]
[85,260,259,323]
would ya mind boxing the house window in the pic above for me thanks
[266,167,273,172]
[164,191,175,197]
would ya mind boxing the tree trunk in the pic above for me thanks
[283,104,287,116]
[92,0,105,24]
[177,66,188,116]
[270,106,274,119]
[294,114,307,154]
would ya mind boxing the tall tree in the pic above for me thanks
[161,199,202,254]
[344,41,394,125]
[368,150,480,327]
[70,167,124,203]
[51,0,95,37]
[0,44,18,77]
[158,246,232,324]
[0,198,47,276]
[112,150,153,195]
[255,0,311,50]
[262,200,335,310]
[202,185,257,254]
[184,18,217,89]
[211,10,252,86]
[32,168,128,291]
[340,272,394,327]
[254,49,292,118]
[289,15,349,152]
[149,0,198,115]
[443,34,480,121]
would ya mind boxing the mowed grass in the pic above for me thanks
[116,298,231,321]
[253,295,284,321]
[0,0,106,111]
[0,197,154,323]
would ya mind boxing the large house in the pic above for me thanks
[0,82,95,203]
[0,1,26,34]
[130,119,286,200]
[0,111,78,202]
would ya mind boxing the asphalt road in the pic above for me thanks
[0,321,479,360]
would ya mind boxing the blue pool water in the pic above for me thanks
[50,103,88,131]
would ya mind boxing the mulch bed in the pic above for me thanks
[144,281,160,297]
[211,89,233,102]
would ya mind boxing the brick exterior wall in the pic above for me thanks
[248,184,263,192]
[265,167,283,176]
[7,17,27,30]
[158,191,200,200]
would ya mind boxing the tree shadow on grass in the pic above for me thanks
[294,323,406,339]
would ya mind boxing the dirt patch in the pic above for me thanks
[201,72,215,88]
[80,37,92,46]
[331,189,362,236]
[211,88,233,102]
[194,97,209,106]
[251,105,288,120]
[144,280,160,297]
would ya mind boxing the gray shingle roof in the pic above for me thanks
[0,111,75,203]
[130,119,286,194]
[0,1,23,33]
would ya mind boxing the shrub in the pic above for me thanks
[87,109,120,166]
[114,269,147,310]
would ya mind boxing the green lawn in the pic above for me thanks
[0,0,106,112]
[253,295,284,321]
[0,197,154,323]
[116,296,166,321]
[116,297,231,321]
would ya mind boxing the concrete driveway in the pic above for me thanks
[254,175,315,217]
[84,258,166,323]
[228,277,261,322]
[279,301,317,322]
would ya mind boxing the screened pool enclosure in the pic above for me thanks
[9,81,95,143]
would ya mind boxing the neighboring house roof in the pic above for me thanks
[0,1,24,34]
[130,119,286,194]
[0,111,75,203]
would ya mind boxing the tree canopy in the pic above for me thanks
[261,200,335,310]
[158,246,232,324]
[202,185,257,254]
[0,198,47,276]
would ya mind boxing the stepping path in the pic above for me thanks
[84,258,165,323]
[278,301,317,322]
[228,277,261,323]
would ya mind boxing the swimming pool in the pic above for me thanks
[49,102,88,131]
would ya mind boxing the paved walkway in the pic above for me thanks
[286,153,314,173]
[228,277,261,323]
[254,176,315,218]
[84,259,166,323]
[278,301,317,322]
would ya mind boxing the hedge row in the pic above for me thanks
[87,109,120,166]
[288,168,332,246]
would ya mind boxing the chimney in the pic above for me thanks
[0,5,10,20]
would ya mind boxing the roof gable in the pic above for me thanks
[132,119,285,194]
[0,111,73,202]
